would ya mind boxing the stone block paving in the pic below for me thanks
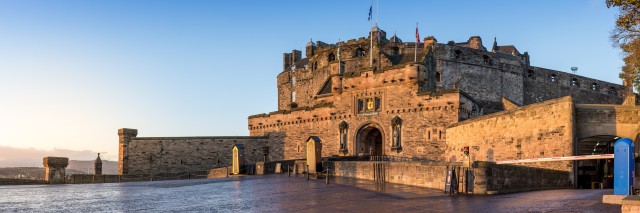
[0,174,621,212]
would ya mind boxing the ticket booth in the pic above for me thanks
[306,136,322,174]
[614,138,635,195]
[232,144,245,175]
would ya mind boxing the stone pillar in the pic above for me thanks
[232,144,245,174]
[118,128,138,175]
[43,157,69,184]
[94,153,103,175]
[306,136,322,174]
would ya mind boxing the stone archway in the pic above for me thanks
[575,135,619,189]
[356,123,384,156]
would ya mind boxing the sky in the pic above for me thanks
[0,0,626,165]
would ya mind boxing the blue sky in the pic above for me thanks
[0,0,624,163]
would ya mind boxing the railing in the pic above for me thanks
[368,155,436,163]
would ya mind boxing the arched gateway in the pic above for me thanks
[356,123,384,156]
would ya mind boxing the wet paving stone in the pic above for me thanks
[0,174,621,212]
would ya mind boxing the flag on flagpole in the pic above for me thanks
[368,5,372,21]
[415,22,419,62]
[415,22,420,44]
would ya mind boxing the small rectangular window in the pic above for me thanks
[291,77,296,88]
[375,97,381,111]
[357,99,364,113]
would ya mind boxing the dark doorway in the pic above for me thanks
[357,125,383,156]
[576,135,618,189]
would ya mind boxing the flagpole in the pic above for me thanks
[369,0,373,67]
[338,38,341,74]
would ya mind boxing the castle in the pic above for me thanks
[118,28,640,189]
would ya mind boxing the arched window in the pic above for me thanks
[591,83,599,91]
[355,48,366,57]
[454,50,462,59]
[392,47,400,56]
[550,74,557,82]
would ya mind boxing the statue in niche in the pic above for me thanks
[391,116,402,151]
[339,121,348,153]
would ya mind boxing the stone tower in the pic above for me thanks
[43,157,68,184]
[94,153,103,175]
[118,128,138,175]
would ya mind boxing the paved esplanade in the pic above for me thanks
[0,175,620,212]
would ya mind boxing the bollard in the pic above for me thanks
[307,165,310,181]
[288,166,291,178]
[326,169,329,184]
[226,167,229,177]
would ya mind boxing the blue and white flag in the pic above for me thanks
[368,5,372,21]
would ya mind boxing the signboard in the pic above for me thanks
[445,169,458,194]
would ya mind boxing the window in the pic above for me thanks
[355,48,366,57]
[393,47,400,56]
[591,83,599,91]
[454,50,461,59]
[374,97,381,111]
[328,53,335,62]
[482,55,492,65]
[571,78,579,87]
[550,74,557,82]
[527,70,534,78]
[609,87,616,95]
[357,99,364,113]
[436,72,442,83]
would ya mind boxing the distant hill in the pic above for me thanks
[0,160,118,180]
[0,167,87,179]
[68,160,118,175]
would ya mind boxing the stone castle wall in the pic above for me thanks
[435,44,526,113]
[118,128,278,175]
[250,65,473,161]
[445,96,575,173]
[575,104,640,141]
[524,67,624,105]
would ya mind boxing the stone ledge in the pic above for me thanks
[603,194,626,205]
[622,195,640,205]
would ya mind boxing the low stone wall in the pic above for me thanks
[327,161,572,194]
[69,171,211,184]
[328,161,462,191]
[473,162,572,194]
[0,178,47,185]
